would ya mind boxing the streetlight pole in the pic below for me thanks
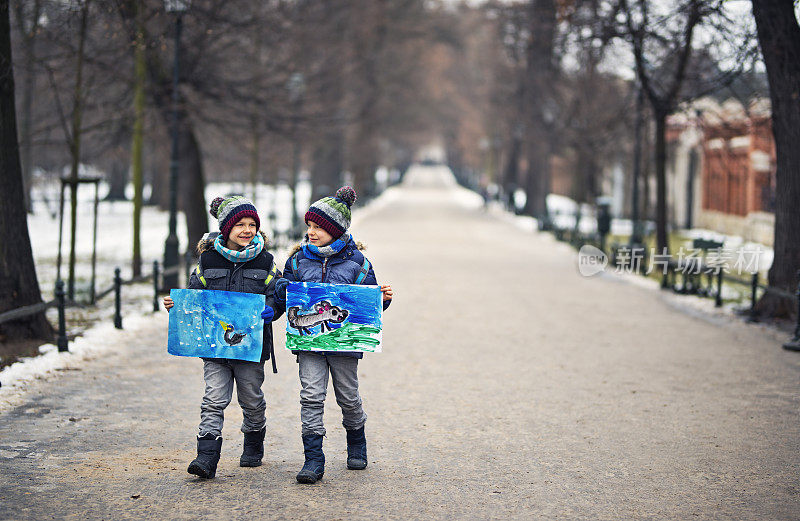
[162,0,188,290]
[630,82,644,246]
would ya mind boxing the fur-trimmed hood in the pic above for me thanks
[196,230,270,254]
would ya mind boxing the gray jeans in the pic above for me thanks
[298,352,367,436]
[198,358,266,437]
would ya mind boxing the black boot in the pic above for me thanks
[296,434,325,484]
[240,427,266,467]
[346,426,367,470]
[187,433,222,479]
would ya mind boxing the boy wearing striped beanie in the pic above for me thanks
[163,194,282,479]
[279,186,393,484]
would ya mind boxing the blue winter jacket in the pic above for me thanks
[282,237,391,359]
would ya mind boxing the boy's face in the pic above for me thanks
[227,217,258,249]
[306,221,334,247]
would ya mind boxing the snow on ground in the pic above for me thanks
[0,179,391,410]
[0,283,161,410]
[27,180,314,303]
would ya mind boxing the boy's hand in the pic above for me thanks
[261,305,275,322]
[163,296,174,310]
[380,284,393,302]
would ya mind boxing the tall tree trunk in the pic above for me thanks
[249,116,259,203]
[104,160,128,201]
[348,0,386,197]
[653,108,669,254]
[118,1,207,250]
[521,0,556,222]
[523,136,551,218]
[66,0,90,300]
[13,0,41,214]
[131,0,145,276]
[0,0,51,341]
[583,147,601,204]
[145,35,207,249]
[177,122,207,249]
[752,0,800,317]
[148,141,169,209]
[312,133,344,201]
[501,131,521,196]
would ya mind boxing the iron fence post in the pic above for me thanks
[56,279,68,352]
[715,270,723,308]
[748,272,759,323]
[114,267,123,329]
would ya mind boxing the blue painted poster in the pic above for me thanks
[286,282,382,353]
[168,289,265,362]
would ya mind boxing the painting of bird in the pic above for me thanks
[219,320,246,345]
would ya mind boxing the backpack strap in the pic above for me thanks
[195,255,207,287]
[355,257,371,285]
[265,261,277,286]
[291,253,299,273]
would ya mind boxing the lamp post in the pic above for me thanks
[287,73,305,238]
[630,81,644,246]
[162,0,189,290]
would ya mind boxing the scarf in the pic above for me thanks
[213,233,264,263]
[301,231,351,259]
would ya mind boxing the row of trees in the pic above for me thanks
[1,0,798,347]
[1,0,462,344]
[439,0,797,316]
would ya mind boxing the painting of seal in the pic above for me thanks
[287,300,349,335]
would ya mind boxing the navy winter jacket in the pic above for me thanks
[282,237,390,359]
[188,234,283,367]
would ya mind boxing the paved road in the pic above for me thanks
[2,167,799,520]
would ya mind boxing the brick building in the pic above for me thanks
[701,103,775,216]
[667,98,776,245]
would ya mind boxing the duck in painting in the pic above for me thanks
[219,320,246,345]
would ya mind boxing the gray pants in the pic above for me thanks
[298,352,367,436]
[198,358,266,437]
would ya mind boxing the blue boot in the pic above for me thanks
[187,433,222,479]
[346,426,367,470]
[296,434,325,484]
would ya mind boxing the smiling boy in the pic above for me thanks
[278,186,393,484]
[163,195,282,478]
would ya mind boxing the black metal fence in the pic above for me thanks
[0,260,177,354]
[552,225,800,352]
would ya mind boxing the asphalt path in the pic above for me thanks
[1,167,798,520]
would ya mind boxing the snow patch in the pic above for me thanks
[0,313,166,411]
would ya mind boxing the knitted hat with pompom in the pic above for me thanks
[305,186,357,239]
[209,195,260,240]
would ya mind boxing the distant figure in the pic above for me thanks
[163,195,283,478]
[277,186,393,484]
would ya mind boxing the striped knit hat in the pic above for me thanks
[209,195,260,240]
[305,186,357,239]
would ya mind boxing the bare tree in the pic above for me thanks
[0,0,52,343]
[521,0,558,222]
[751,0,800,318]
[11,0,43,213]
[619,0,755,254]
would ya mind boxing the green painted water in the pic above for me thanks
[286,322,382,352]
